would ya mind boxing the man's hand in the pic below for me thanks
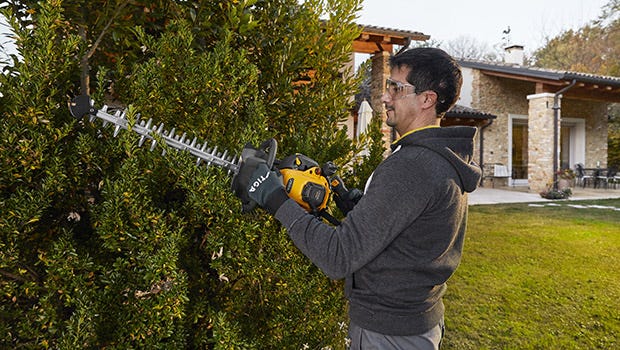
[331,176,363,215]
[232,155,266,212]
[247,163,289,214]
[231,140,276,213]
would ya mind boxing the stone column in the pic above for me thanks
[526,93,556,193]
[370,51,391,152]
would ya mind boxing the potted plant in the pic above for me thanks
[556,168,576,190]
[540,187,572,200]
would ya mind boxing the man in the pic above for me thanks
[240,48,481,349]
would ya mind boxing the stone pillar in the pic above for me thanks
[370,51,392,152]
[526,93,556,193]
[341,51,356,139]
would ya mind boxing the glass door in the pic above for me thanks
[560,125,571,170]
[511,119,528,182]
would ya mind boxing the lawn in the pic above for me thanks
[442,199,620,350]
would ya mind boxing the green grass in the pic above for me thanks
[443,199,620,350]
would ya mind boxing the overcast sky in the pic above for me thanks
[357,0,608,52]
[1,1,610,67]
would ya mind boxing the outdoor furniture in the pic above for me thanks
[575,164,595,188]
[581,167,618,189]
[484,163,510,188]
[589,167,620,189]
[604,167,618,189]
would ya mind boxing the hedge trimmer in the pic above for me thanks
[68,95,346,223]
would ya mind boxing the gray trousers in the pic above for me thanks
[347,319,444,350]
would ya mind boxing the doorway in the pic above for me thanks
[510,116,528,186]
[560,118,586,169]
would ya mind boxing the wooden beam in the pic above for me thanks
[352,41,393,53]
[562,89,620,103]
[535,82,545,94]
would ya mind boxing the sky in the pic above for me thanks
[357,0,609,53]
[0,15,17,67]
[1,0,610,67]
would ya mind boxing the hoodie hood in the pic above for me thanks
[392,126,482,193]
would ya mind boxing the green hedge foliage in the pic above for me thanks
[1,0,384,348]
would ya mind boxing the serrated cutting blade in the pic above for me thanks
[69,95,240,175]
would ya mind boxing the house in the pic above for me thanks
[352,26,620,193]
[458,46,620,192]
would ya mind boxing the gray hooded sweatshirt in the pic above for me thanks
[274,126,482,336]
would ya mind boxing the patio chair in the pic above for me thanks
[595,168,608,188]
[575,164,595,188]
[605,167,618,189]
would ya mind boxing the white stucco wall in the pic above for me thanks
[459,67,473,108]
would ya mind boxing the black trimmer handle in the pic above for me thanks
[68,95,96,119]
[260,138,277,171]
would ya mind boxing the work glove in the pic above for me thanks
[331,176,363,215]
[232,142,273,212]
[247,163,289,214]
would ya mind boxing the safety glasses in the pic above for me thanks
[385,78,417,97]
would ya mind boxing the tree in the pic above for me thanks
[532,0,620,169]
[1,0,186,95]
[1,0,373,348]
[443,35,500,62]
[533,0,619,76]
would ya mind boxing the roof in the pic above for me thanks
[357,24,429,40]
[458,59,620,102]
[446,104,497,120]
[353,24,430,54]
[443,104,496,127]
[459,60,620,86]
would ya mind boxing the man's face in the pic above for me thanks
[381,66,422,134]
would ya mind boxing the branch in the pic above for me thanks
[0,268,29,283]
[84,1,131,61]
[79,1,131,95]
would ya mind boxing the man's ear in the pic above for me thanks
[421,90,438,110]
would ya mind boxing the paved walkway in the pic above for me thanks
[469,186,620,205]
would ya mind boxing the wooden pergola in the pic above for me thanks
[353,24,429,54]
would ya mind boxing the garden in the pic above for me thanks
[443,199,620,349]
[1,0,618,348]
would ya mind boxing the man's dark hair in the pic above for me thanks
[389,47,462,117]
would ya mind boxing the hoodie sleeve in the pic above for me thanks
[275,152,437,279]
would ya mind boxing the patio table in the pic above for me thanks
[584,168,613,189]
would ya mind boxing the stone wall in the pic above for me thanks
[370,51,392,151]
[469,70,609,191]
[526,93,556,193]
[470,71,532,187]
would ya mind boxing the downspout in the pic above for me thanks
[479,118,494,186]
[552,79,577,190]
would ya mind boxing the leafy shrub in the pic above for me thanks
[1,0,369,348]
